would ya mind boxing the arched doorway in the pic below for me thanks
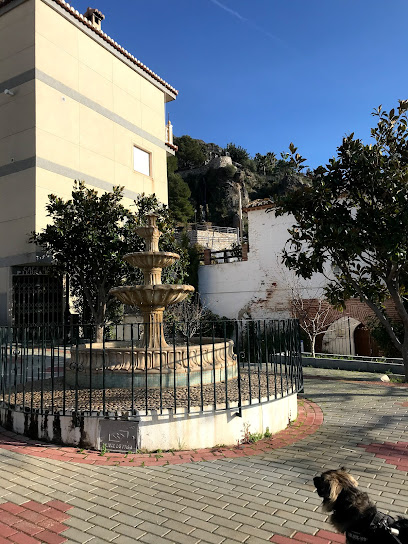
[354,324,379,357]
[321,316,361,355]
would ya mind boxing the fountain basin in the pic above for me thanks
[124,252,179,270]
[110,284,195,308]
[68,338,237,388]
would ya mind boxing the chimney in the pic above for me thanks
[84,7,105,30]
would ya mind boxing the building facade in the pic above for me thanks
[0,0,177,325]
[198,199,327,320]
[198,199,397,356]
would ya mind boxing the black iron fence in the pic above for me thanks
[0,319,303,418]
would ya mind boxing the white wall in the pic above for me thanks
[199,206,327,319]
[0,392,297,451]
[139,393,297,451]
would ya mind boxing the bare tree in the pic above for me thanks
[164,294,208,339]
[290,292,331,357]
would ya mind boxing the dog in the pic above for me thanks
[313,468,408,543]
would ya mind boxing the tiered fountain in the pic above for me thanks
[69,214,237,389]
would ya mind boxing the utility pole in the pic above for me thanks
[227,181,243,245]
[237,182,243,246]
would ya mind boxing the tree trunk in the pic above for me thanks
[311,336,316,358]
[95,324,104,344]
[95,296,106,344]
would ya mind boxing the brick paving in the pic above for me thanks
[0,369,405,544]
[0,500,72,544]
[270,530,346,543]
[360,442,408,471]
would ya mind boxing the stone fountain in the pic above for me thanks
[111,213,194,350]
[68,214,237,389]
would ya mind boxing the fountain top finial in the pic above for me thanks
[135,213,161,252]
[146,213,158,228]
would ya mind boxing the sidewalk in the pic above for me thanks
[0,369,405,544]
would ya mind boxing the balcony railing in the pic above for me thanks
[181,224,238,234]
[199,243,249,265]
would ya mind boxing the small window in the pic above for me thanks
[133,146,151,176]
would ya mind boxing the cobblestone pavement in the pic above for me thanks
[0,369,406,544]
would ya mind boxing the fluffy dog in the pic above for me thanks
[313,468,408,543]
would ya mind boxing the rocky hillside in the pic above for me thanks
[168,135,307,229]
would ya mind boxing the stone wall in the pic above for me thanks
[185,227,238,251]
[178,155,233,178]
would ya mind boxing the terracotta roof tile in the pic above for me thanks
[0,0,178,97]
[165,141,178,151]
[242,198,275,212]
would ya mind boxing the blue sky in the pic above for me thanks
[74,0,408,168]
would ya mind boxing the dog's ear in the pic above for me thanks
[329,477,342,503]
[339,468,358,488]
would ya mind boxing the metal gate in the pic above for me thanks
[12,266,63,327]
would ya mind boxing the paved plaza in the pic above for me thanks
[0,368,406,544]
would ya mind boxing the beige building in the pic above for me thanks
[0,0,177,326]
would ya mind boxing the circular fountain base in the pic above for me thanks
[68,339,237,389]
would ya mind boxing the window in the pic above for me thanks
[133,146,151,176]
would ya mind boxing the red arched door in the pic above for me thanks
[354,325,379,357]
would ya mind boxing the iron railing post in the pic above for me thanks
[235,320,242,417]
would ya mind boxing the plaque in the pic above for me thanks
[99,420,139,452]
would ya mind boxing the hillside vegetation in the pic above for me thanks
[168,135,307,228]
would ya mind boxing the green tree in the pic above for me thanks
[254,153,267,175]
[168,172,195,223]
[254,151,277,175]
[250,154,306,200]
[225,143,252,167]
[31,182,188,341]
[167,154,178,175]
[167,153,195,223]
[275,102,408,380]
[174,135,206,170]
[265,152,277,172]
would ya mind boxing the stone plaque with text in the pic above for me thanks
[99,420,139,452]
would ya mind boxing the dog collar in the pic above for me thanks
[346,512,399,544]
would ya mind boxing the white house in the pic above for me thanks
[199,199,392,356]
[199,199,326,318]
